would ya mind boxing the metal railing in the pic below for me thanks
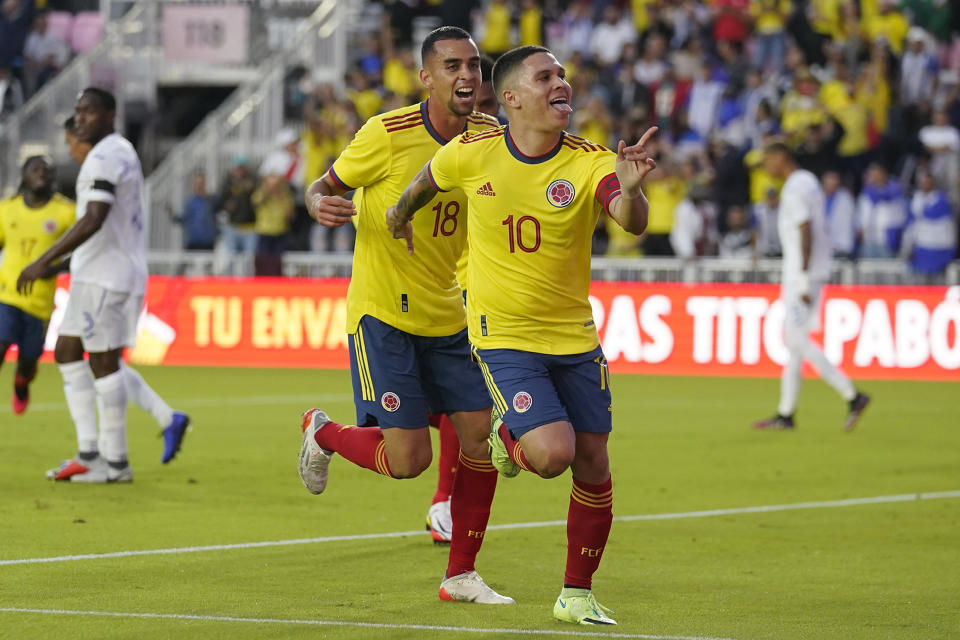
[0,0,335,197]
[144,0,347,251]
[144,252,959,286]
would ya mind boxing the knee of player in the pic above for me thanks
[535,449,576,479]
[389,450,432,479]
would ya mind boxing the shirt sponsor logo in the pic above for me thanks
[547,179,575,207]
[381,391,401,412]
[513,391,533,413]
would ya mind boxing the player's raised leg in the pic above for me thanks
[120,362,191,462]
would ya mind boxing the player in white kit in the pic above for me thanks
[752,142,871,431]
[18,88,170,481]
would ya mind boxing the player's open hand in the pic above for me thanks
[308,193,356,227]
[385,206,415,255]
[16,260,46,295]
[615,126,658,197]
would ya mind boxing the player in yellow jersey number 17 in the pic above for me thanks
[388,45,657,626]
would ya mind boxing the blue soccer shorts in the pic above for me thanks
[0,302,48,361]
[348,315,491,429]
[473,344,612,439]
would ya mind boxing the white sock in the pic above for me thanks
[121,362,175,428]
[58,361,98,453]
[94,371,129,464]
[777,349,803,417]
[803,342,857,401]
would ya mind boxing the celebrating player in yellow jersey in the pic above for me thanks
[388,45,658,626]
[297,27,513,605]
[0,156,74,414]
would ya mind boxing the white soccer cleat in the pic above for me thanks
[438,571,515,604]
[426,499,453,544]
[298,408,334,495]
[46,456,92,480]
[69,457,133,483]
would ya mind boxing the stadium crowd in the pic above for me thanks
[256,0,955,282]
[0,0,101,118]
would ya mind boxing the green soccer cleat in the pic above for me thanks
[553,588,617,626]
[488,413,520,478]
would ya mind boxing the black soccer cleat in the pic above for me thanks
[752,414,795,430]
[844,392,871,432]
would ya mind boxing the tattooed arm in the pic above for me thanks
[386,163,440,255]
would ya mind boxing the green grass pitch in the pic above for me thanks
[1,363,957,639]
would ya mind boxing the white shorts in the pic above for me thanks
[59,281,142,352]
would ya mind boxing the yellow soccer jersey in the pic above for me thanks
[428,127,622,355]
[0,194,75,320]
[329,101,498,336]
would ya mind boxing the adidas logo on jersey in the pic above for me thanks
[476,182,496,196]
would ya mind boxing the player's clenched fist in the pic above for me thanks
[615,126,658,198]
[308,193,356,227]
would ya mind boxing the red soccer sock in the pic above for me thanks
[313,421,395,478]
[445,451,498,578]
[498,423,535,473]
[13,372,34,401]
[564,476,613,589]
[432,414,459,504]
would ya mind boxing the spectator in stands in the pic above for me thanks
[671,182,718,259]
[750,0,792,73]
[753,186,782,257]
[795,117,845,178]
[382,46,420,103]
[260,128,308,250]
[0,0,33,69]
[23,10,69,96]
[918,109,960,203]
[718,205,757,258]
[640,159,686,256]
[857,162,908,258]
[900,27,938,107]
[822,170,857,258]
[903,169,957,281]
[634,33,669,86]
[688,62,725,138]
[173,172,217,251]
[482,0,513,57]
[216,156,258,273]
[518,0,543,46]
[0,63,23,119]
[864,0,909,54]
[590,5,635,67]
[711,0,751,44]
[252,173,293,276]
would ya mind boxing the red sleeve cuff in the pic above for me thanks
[425,161,449,193]
[595,172,621,217]
[328,166,354,191]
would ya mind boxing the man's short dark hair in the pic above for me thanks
[764,140,794,160]
[480,54,494,83]
[421,26,473,63]
[491,45,550,103]
[80,86,116,112]
[21,155,49,175]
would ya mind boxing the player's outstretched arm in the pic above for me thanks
[306,172,356,228]
[17,202,109,295]
[609,126,658,235]
[386,164,440,255]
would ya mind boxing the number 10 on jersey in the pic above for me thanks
[502,214,541,253]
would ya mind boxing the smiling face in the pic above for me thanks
[421,37,481,117]
[503,51,572,130]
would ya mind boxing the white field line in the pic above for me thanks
[0,608,753,640]
[0,393,353,413]
[2,490,957,568]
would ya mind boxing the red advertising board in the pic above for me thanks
[18,277,960,380]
